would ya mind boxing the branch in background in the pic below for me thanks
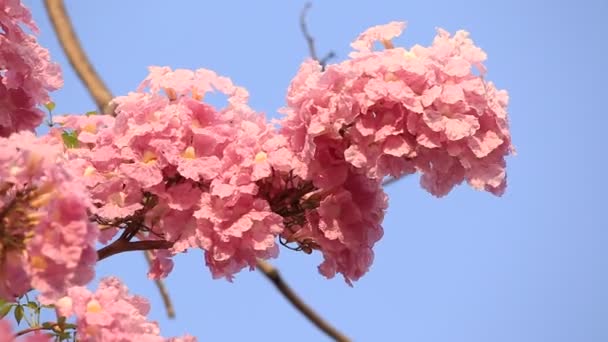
[144,251,176,319]
[256,259,351,342]
[300,2,335,70]
[43,0,115,115]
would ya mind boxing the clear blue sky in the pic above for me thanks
[23,1,608,341]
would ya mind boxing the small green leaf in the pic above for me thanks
[61,130,79,149]
[26,301,38,310]
[85,110,97,116]
[45,101,56,112]
[14,305,24,324]
[0,304,11,318]
[42,321,55,329]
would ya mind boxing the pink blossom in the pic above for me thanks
[0,0,62,136]
[282,23,513,197]
[56,277,195,341]
[0,131,97,303]
[350,21,407,55]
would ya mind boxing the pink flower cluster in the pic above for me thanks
[0,131,98,304]
[0,2,512,324]
[0,0,62,137]
[48,67,307,280]
[283,22,513,197]
[55,277,196,342]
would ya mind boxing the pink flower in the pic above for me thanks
[0,131,97,303]
[282,23,513,197]
[0,0,62,136]
[56,277,195,341]
[350,21,407,55]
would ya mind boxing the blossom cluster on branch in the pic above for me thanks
[0,1,512,340]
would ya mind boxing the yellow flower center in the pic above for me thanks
[142,150,157,164]
[86,299,103,313]
[82,123,97,133]
[182,146,196,159]
[254,151,267,163]
[30,255,47,270]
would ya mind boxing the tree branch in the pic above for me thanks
[43,0,115,114]
[97,239,174,261]
[300,2,335,70]
[256,259,350,342]
[144,251,176,319]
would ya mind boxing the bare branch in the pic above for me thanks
[43,0,115,114]
[299,2,335,70]
[144,251,176,319]
[256,259,351,342]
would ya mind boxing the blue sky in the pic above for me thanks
[23,1,608,341]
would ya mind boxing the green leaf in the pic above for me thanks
[61,130,79,149]
[85,110,97,116]
[44,101,56,112]
[26,301,38,310]
[42,321,55,329]
[0,303,11,318]
[14,305,24,324]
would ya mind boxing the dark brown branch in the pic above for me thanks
[144,251,176,319]
[382,176,400,187]
[43,0,115,114]
[256,259,351,342]
[97,239,174,261]
[299,2,335,70]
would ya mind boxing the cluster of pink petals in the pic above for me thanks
[55,277,195,342]
[50,67,305,280]
[0,0,62,137]
[0,131,97,303]
[40,23,512,285]
[283,22,513,197]
[0,319,50,341]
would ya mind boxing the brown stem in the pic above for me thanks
[144,251,176,319]
[97,239,174,261]
[299,2,335,70]
[15,325,50,337]
[43,0,115,114]
[256,259,351,342]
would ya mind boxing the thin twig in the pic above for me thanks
[299,2,335,70]
[256,259,351,342]
[43,0,115,114]
[144,251,176,319]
